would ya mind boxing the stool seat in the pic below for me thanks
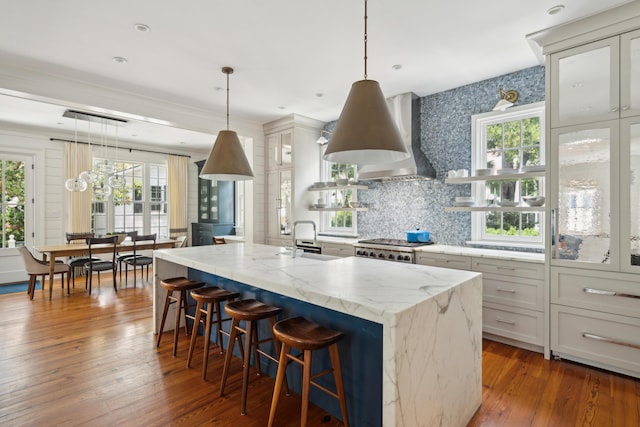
[191,286,239,302]
[273,316,344,351]
[161,277,204,291]
[224,298,282,321]
[157,277,205,357]
[187,286,240,380]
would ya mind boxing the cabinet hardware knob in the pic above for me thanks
[583,287,640,299]
[611,106,619,112]
[496,287,516,293]
[621,105,630,111]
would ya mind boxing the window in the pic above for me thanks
[320,160,358,235]
[1,157,26,248]
[91,159,169,238]
[471,102,545,246]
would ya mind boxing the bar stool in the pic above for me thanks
[186,286,240,380]
[220,298,289,415]
[268,316,349,427]
[156,277,205,356]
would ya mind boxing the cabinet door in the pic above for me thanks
[279,169,292,235]
[266,130,294,170]
[620,117,640,273]
[551,122,620,269]
[550,36,619,128]
[620,29,640,118]
[267,170,279,238]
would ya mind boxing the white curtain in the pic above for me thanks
[168,155,188,240]
[64,142,92,233]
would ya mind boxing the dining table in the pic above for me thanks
[34,238,177,299]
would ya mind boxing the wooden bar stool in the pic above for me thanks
[186,286,240,380]
[268,316,349,427]
[156,277,205,356]
[220,298,289,415]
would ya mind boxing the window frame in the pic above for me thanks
[0,153,32,249]
[471,102,546,247]
[319,150,358,236]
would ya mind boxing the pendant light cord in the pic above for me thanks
[363,0,368,80]
[226,69,230,130]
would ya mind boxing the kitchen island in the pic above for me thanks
[153,243,482,427]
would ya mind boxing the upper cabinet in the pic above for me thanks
[263,114,324,246]
[266,129,293,171]
[550,29,640,128]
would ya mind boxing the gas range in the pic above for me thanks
[353,238,434,263]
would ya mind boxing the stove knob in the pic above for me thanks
[369,252,376,257]
[404,255,411,262]
[388,254,395,260]
[378,253,385,258]
[357,250,364,256]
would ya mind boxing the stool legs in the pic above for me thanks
[329,344,349,427]
[156,288,192,357]
[187,299,224,380]
[268,343,291,427]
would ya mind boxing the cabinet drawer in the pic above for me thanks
[551,267,640,318]
[415,253,471,270]
[321,242,354,258]
[482,303,544,345]
[472,258,544,280]
[483,275,544,311]
[551,305,640,376]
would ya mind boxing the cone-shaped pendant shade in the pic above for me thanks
[200,130,254,181]
[323,79,409,165]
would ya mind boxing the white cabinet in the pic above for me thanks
[530,2,640,377]
[550,28,640,128]
[264,114,324,246]
[415,251,546,353]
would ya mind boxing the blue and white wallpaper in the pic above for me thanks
[327,65,545,246]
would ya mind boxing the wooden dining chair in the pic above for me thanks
[84,236,118,294]
[116,230,140,282]
[122,233,156,287]
[17,246,70,300]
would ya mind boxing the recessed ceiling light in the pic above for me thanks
[392,64,402,70]
[278,106,286,110]
[57,122,63,125]
[112,56,128,64]
[179,141,186,145]
[134,23,151,33]
[547,5,565,15]
[214,86,223,91]
[315,93,324,98]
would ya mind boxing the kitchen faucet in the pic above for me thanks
[292,220,316,258]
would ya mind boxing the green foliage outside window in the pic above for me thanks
[1,160,25,246]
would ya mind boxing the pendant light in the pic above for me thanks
[323,0,408,165]
[65,113,88,192]
[200,66,254,181]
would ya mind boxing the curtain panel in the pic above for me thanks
[64,142,92,233]
[168,155,188,240]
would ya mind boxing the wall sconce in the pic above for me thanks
[316,130,332,145]
[493,88,519,111]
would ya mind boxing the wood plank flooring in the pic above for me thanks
[1,273,639,426]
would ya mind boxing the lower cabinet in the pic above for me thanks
[416,252,546,353]
[320,241,355,257]
[551,267,640,377]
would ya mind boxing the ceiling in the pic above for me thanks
[0,0,633,153]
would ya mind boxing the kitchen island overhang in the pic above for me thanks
[153,244,482,427]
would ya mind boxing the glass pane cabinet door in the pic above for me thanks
[552,37,619,127]
[625,120,640,270]
[621,29,640,117]
[279,169,292,235]
[554,126,616,265]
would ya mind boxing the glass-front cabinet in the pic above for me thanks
[267,169,292,237]
[551,29,640,128]
[551,122,619,268]
[621,117,640,272]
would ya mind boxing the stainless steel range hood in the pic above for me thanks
[357,92,436,181]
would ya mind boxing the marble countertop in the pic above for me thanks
[414,244,544,263]
[155,243,480,324]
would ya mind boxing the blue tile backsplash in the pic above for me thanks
[326,65,545,247]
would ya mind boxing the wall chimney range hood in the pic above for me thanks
[357,92,436,181]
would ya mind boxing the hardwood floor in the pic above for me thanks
[1,274,639,426]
